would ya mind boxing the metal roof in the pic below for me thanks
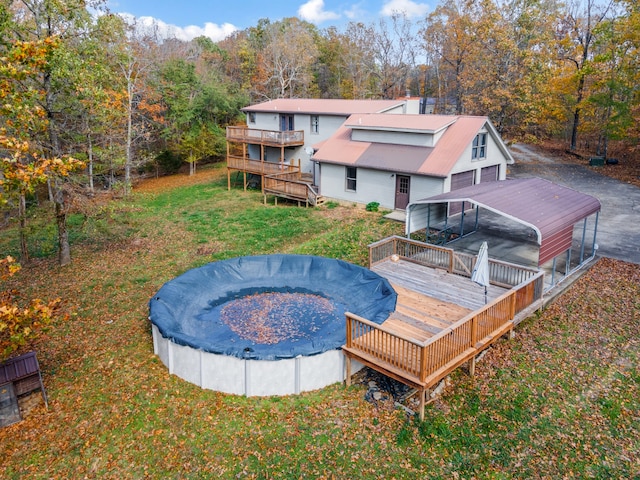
[242,98,405,115]
[407,178,601,265]
[313,114,514,177]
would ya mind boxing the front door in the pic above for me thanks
[395,175,410,210]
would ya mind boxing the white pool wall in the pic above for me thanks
[152,324,363,396]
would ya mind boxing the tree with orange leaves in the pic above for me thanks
[0,32,83,264]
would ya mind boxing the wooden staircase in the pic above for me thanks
[263,172,325,207]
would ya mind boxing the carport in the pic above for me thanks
[405,178,602,286]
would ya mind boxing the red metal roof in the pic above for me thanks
[344,114,456,133]
[313,114,511,177]
[242,99,405,115]
[409,178,602,265]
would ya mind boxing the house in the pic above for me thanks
[225,98,513,209]
[312,114,514,211]
[226,98,410,187]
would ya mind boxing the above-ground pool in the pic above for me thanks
[149,254,397,396]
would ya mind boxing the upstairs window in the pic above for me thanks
[280,114,294,131]
[310,115,319,134]
[472,133,487,159]
[346,167,357,191]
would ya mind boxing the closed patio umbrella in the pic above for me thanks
[471,241,490,304]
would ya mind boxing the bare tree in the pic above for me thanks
[262,18,319,99]
[371,13,419,99]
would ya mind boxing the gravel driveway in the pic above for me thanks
[508,144,640,265]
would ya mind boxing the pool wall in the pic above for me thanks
[152,324,364,396]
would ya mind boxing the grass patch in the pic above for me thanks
[0,167,638,478]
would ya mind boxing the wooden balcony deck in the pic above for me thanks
[226,126,304,147]
[343,236,545,420]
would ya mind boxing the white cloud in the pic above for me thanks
[298,0,340,24]
[344,3,366,20]
[380,0,429,18]
[120,13,237,42]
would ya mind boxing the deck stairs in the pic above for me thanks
[263,172,325,207]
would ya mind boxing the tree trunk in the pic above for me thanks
[18,193,29,264]
[569,73,584,151]
[124,67,135,195]
[125,89,133,195]
[88,134,94,194]
[54,180,71,266]
[44,60,72,266]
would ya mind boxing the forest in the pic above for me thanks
[0,0,638,268]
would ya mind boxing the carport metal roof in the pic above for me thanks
[406,178,601,265]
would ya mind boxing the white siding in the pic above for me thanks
[319,164,444,210]
[249,112,349,174]
[447,129,509,190]
[351,129,435,147]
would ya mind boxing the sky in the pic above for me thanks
[105,0,432,42]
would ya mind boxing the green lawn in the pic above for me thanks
[1,164,638,479]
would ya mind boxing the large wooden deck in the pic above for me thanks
[343,236,545,420]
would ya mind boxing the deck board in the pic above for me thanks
[373,259,509,312]
[370,259,509,342]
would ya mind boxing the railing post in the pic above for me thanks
[346,314,353,348]
[470,315,477,348]
[509,291,516,320]
[420,345,428,384]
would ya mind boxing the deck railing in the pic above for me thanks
[226,126,304,146]
[227,155,300,176]
[263,172,321,206]
[369,235,539,288]
[345,235,545,396]
[345,268,544,390]
[346,314,424,382]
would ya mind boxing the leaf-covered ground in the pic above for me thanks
[1,164,638,479]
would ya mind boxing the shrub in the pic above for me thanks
[366,201,380,212]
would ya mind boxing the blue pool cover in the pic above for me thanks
[149,255,397,360]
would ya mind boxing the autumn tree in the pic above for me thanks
[580,1,639,157]
[555,0,616,151]
[423,0,480,114]
[463,0,561,136]
[371,14,419,99]
[259,18,320,99]
[6,0,104,265]
[0,8,84,264]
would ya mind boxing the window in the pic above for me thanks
[472,133,487,159]
[280,114,294,131]
[398,176,409,194]
[346,167,357,191]
[248,112,256,124]
[310,115,319,134]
